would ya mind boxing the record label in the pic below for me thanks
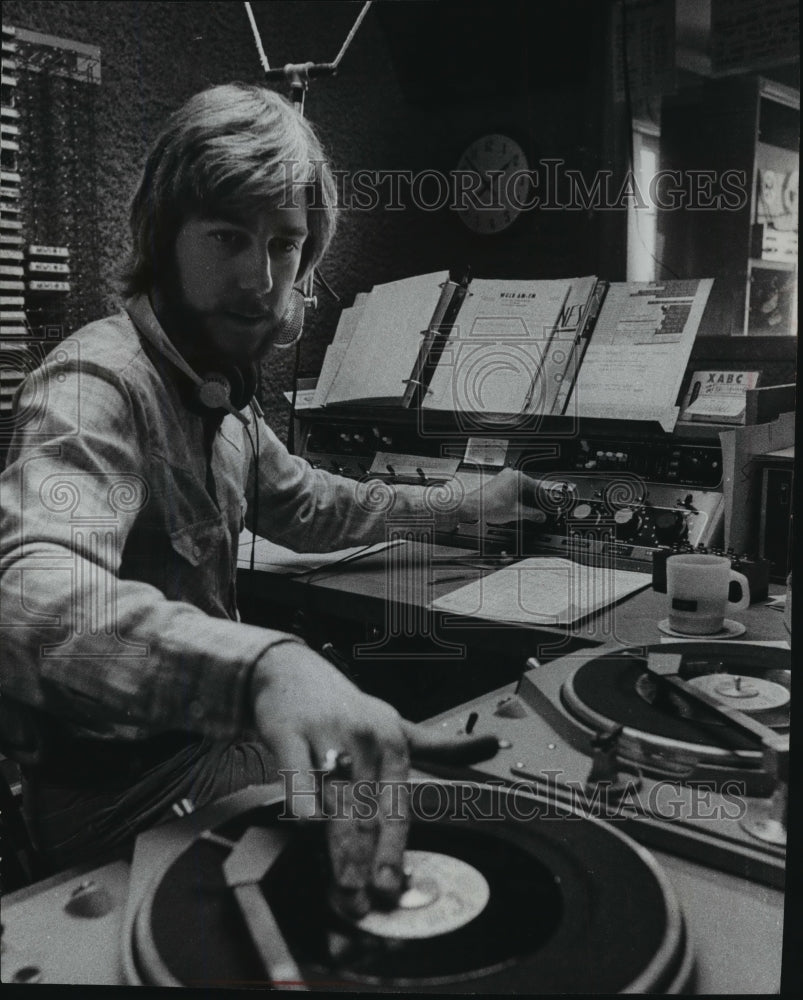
[687,673,789,712]
[354,850,490,939]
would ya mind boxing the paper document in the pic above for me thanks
[679,369,759,424]
[238,533,400,574]
[683,394,747,421]
[548,275,602,415]
[313,292,369,407]
[424,278,570,414]
[567,279,713,432]
[661,637,790,649]
[326,272,448,404]
[282,388,318,410]
[430,557,651,626]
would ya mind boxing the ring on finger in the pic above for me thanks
[321,748,354,778]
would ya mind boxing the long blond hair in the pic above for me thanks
[122,82,337,295]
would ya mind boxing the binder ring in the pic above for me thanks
[402,379,433,395]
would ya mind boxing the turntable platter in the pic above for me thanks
[129,782,693,992]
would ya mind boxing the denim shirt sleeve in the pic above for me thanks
[0,321,305,742]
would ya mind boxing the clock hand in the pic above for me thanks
[462,154,493,198]
[462,153,483,175]
[467,152,522,195]
[498,153,521,173]
[476,168,504,199]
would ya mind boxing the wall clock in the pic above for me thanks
[454,134,530,235]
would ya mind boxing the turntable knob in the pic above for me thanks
[653,510,687,545]
[585,725,638,802]
[494,695,527,719]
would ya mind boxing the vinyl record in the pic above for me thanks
[561,642,790,778]
[129,781,692,992]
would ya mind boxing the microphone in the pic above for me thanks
[273,287,307,350]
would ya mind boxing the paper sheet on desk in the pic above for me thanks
[238,532,401,574]
[659,637,790,648]
[430,557,651,626]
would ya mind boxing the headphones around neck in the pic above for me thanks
[192,366,257,425]
[125,290,305,427]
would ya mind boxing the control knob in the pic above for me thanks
[653,509,688,546]
[570,502,598,527]
[613,506,641,541]
[543,480,579,518]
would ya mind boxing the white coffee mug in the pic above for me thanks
[665,553,750,635]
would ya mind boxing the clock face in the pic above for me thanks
[454,134,530,235]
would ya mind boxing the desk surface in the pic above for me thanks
[238,541,789,650]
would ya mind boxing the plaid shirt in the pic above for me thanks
[0,296,431,744]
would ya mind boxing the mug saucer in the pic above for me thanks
[657,618,746,639]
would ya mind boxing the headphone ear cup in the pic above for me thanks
[196,373,233,411]
[195,365,257,412]
[124,297,256,422]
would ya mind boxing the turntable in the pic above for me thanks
[119,783,694,992]
[429,642,789,880]
[424,640,790,989]
[0,643,789,991]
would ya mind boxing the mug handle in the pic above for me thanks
[727,570,751,611]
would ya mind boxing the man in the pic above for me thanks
[0,83,540,916]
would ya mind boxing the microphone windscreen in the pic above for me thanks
[273,288,306,349]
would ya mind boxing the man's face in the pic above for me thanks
[169,203,308,366]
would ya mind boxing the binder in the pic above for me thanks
[316,271,599,416]
[313,272,714,432]
[401,272,470,409]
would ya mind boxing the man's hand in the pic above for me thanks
[249,644,495,918]
[461,467,546,527]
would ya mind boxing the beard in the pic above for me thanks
[151,271,284,381]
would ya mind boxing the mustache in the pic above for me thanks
[224,299,277,317]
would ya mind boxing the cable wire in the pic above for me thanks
[244,412,261,572]
[332,1,374,68]
[243,2,271,72]
[288,542,386,583]
[314,268,342,304]
[242,1,373,77]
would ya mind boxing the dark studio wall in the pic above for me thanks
[3,0,625,439]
